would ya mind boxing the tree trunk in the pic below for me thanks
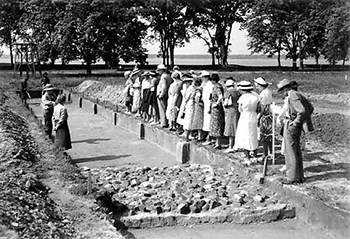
[292,56,298,71]
[277,50,281,70]
[86,58,92,75]
[169,39,175,68]
[9,35,14,67]
[211,52,215,66]
[300,59,304,70]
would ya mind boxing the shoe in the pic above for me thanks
[161,125,169,128]
[280,179,303,185]
[250,157,258,163]
[202,141,213,146]
[224,148,234,153]
[213,145,222,150]
[169,128,176,131]
[150,121,157,126]
[279,165,287,172]
[242,159,251,166]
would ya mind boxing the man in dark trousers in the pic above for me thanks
[277,79,314,184]
[41,84,57,139]
[156,64,172,128]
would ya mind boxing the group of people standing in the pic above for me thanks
[123,65,314,185]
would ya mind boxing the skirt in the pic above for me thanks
[55,122,72,150]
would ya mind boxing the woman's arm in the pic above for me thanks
[54,107,68,130]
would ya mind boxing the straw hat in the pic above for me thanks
[225,79,235,87]
[142,71,151,77]
[156,64,167,71]
[130,69,141,77]
[199,70,210,77]
[43,84,55,91]
[254,77,270,86]
[238,81,253,90]
[124,70,131,78]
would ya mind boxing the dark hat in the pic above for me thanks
[210,73,220,82]
[277,79,298,92]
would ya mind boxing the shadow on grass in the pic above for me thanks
[73,154,131,163]
[305,162,350,182]
[72,138,111,144]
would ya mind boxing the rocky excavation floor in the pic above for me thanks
[74,80,350,213]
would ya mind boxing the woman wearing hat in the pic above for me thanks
[200,71,214,144]
[223,78,241,153]
[131,69,142,115]
[166,72,183,131]
[254,77,273,160]
[53,94,72,150]
[234,81,259,162]
[41,84,57,139]
[122,70,133,113]
[183,77,203,141]
[176,73,194,134]
[208,73,225,149]
[140,71,153,121]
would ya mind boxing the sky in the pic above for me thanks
[0,23,249,56]
[145,23,250,55]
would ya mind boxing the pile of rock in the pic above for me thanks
[83,164,283,217]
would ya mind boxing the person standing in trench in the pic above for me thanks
[41,84,57,139]
[53,94,72,150]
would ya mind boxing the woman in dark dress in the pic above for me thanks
[53,94,72,150]
[209,73,225,149]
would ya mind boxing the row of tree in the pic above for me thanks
[0,0,349,74]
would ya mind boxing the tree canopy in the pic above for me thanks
[0,0,348,73]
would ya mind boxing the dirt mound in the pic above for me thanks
[308,93,350,106]
[311,113,350,146]
[0,106,75,238]
[73,80,125,105]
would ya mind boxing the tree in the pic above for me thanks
[93,0,148,68]
[242,0,285,68]
[194,0,252,66]
[323,0,350,66]
[19,0,67,65]
[142,0,195,67]
[243,0,335,70]
[0,0,23,67]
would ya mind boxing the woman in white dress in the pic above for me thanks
[166,72,183,131]
[176,74,193,134]
[234,81,259,161]
[200,71,214,144]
